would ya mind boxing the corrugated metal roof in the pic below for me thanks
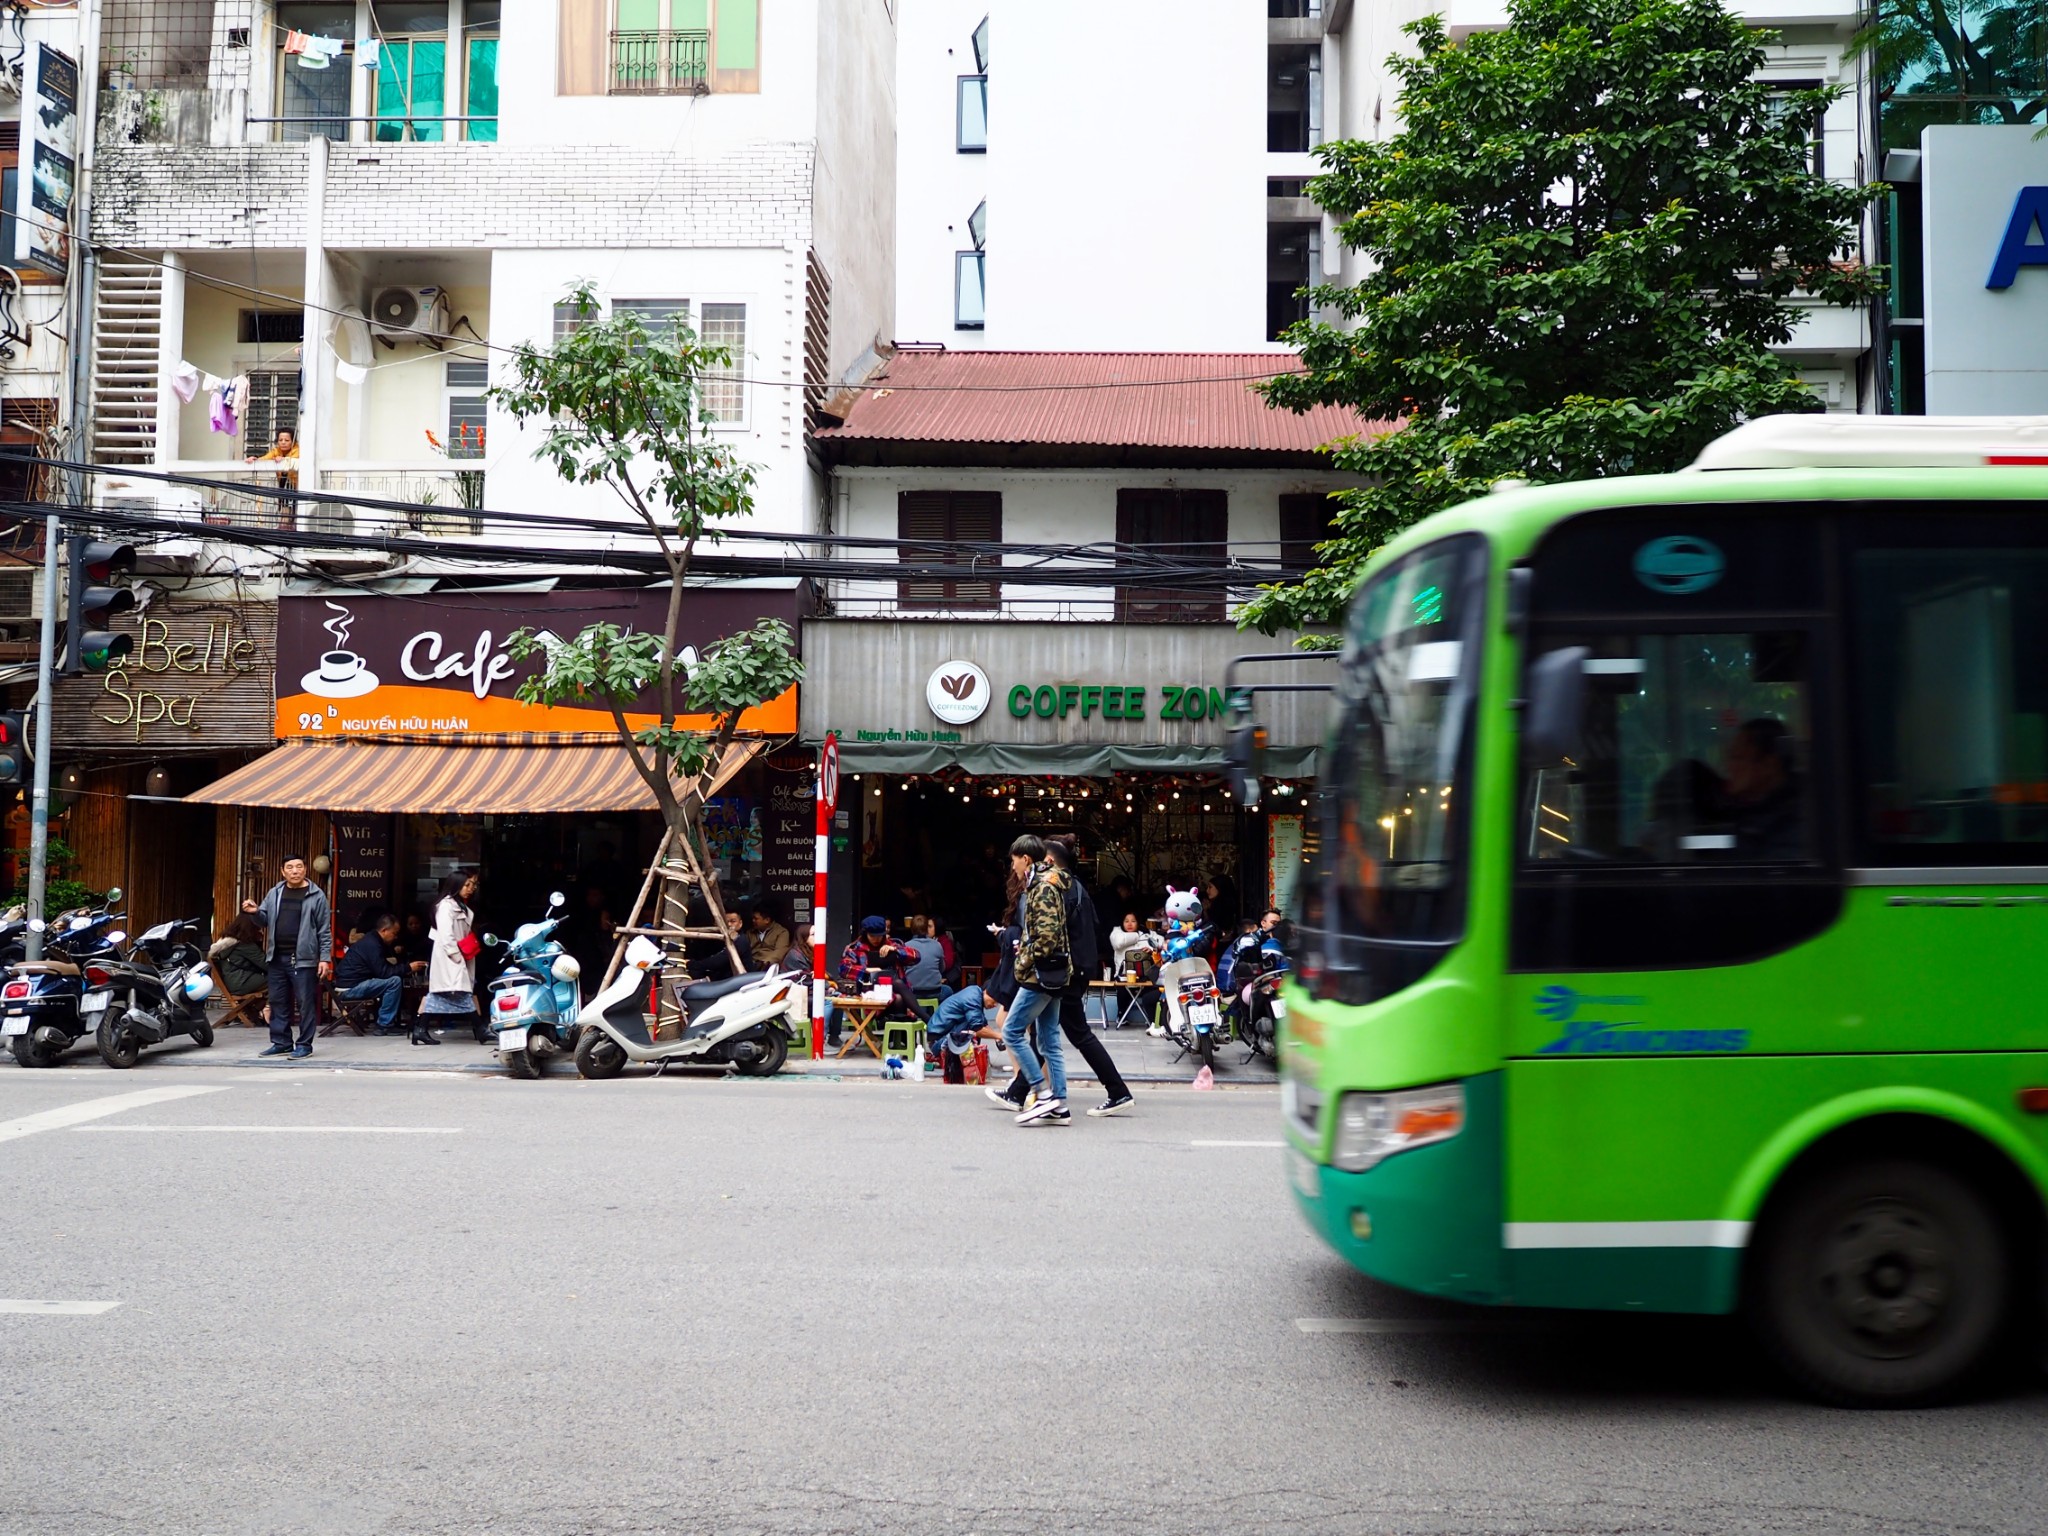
[817,351,1384,454]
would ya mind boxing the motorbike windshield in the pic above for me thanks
[1302,534,1486,1006]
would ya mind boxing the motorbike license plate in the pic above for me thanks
[1,1015,26,1037]
[81,990,112,1014]
[1188,1001,1220,1029]
[1269,997,1288,1020]
[498,1027,529,1054]
[1287,1147,1321,1200]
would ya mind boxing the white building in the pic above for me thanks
[895,0,1877,408]
[83,0,897,544]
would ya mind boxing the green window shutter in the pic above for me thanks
[674,0,711,29]
[714,0,758,70]
[466,37,498,141]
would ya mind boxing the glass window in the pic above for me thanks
[613,299,689,351]
[698,302,746,423]
[955,251,985,329]
[1521,632,1816,867]
[445,356,487,458]
[276,4,354,143]
[957,75,987,151]
[376,38,449,142]
[465,3,501,142]
[1853,541,2048,859]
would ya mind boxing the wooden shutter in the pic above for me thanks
[1116,488,1225,622]
[898,490,1002,610]
[559,0,607,95]
[1278,492,1337,574]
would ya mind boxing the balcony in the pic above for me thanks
[609,30,710,96]
[99,463,483,544]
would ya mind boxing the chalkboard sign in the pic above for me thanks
[763,753,815,926]
[332,814,396,933]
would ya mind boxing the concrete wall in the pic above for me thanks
[812,0,899,381]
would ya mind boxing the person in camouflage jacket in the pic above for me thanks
[1000,835,1072,1124]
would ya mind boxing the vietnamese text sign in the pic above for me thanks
[18,44,77,276]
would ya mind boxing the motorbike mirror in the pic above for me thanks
[548,890,566,909]
[105,886,123,905]
[482,933,499,947]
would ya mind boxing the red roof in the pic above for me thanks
[817,350,1384,459]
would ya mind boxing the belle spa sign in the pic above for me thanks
[54,601,274,749]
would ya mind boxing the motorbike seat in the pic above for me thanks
[16,960,78,977]
[677,972,762,1008]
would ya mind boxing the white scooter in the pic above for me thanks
[571,934,805,1080]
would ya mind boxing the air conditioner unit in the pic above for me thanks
[368,285,451,345]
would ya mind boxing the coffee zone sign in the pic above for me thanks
[275,590,801,739]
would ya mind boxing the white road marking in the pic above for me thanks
[1294,1317,1552,1335]
[0,1300,121,1315]
[73,1125,462,1135]
[0,1085,226,1144]
[1191,1139,1286,1148]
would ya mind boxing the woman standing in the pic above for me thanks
[417,869,482,1046]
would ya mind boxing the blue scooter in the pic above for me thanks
[486,891,583,1079]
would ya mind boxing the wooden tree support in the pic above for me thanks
[597,811,747,1038]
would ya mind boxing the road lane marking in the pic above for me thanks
[0,1300,121,1315]
[73,1125,462,1135]
[0,1085,226,1144]
[1294,1317,1552,1335]
[1192,1139,1285,1148]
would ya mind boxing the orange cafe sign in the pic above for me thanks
[274,589,800,738]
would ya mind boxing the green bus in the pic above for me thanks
[1270,415,2048,1406]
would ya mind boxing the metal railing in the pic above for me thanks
[609,29,710,95]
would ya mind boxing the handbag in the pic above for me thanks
[457,932,481,960]
[1034,953,1073,990]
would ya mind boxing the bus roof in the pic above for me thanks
[1691,414,2048,471]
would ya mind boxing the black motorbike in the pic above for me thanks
[1230,933,1291,1064]
[96,916,217,1069]
[2,893,129,1068]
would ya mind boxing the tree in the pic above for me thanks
[491,286,802,968]
[1866,0,2048,150]
[1245,0,1884,633]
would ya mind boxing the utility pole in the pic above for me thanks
[24,516,59,960]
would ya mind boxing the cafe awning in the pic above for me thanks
[185,736,761,815]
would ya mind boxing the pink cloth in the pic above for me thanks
[169,360,201,404]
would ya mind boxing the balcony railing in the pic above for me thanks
[96,463,482,541]
[609,29,710,96]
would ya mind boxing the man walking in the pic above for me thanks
[244,856,332,1059]
[334,913,424,1036]
[1004,835,1071,1126]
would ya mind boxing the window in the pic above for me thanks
[1766,81,1825,177]
[957,76,987,151]
[242,370,301,458]
[897,491,1002,609]
[275,4,354,142]
[1115,488,1227,622]
[444,360,488,457]
[1278,492,1339,573]
[601,0,756,94]
[237,309,306,345]
[698,302,746,423]
[613,299,690,350]
[1851,517,2048,864]
[552,300,589,341]
[954,252,985,330]
[372,4,451,142]
[465,2,501,141]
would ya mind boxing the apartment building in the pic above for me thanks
[83,0,896,540]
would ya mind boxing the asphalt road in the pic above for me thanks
[1,1058,2044,1535]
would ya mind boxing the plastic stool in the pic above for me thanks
[881,1016,925,1057]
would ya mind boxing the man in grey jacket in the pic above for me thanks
[243,857,333,1059]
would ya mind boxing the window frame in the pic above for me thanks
[896,489,1003,611]
[272,4,355,143]
[1114,487,1228,623]
[464,4,501,141]
[608,296,749,429]
[442,358,489,458]
[954,251,985,331]
[957,74,988,152]
[372,32,452,143]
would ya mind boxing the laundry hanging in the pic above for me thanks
[209,383,236,437]
[283,30,310,57]
[298,36,336,69]
[356,38,381,69]
[169,360,202,405]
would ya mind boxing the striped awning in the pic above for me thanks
[184,736,761,815]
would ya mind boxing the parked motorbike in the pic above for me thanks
[2,891,128,1068]
[95,916,216,1068]
[485,891,583,1079]
[1235,942,1290,1063]
[573,935,804,1080]
[1148,888,1224,1070]
[0,905,30,968]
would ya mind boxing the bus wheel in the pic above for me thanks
[1754,1157,2008,1407]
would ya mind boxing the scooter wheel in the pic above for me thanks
[190,1020,215,1049]
[96,1014,141,1070]
[732,1031,788,1078]
[502,1043,542,1080]
[1196,1030,1217,1071]
[575,1028,627,1081]
[7,1035,33,1067]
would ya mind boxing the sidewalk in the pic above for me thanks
[167,1016,1280,1085]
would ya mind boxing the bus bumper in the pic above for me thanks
[1288,1070,1506,1305]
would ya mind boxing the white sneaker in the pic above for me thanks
[1016,1096,1068,1126]
[1147,1023,1167,1039]
[985,1085,1028,1111]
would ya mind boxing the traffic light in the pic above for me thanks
[0,712,25,787]
[63,538,136,675]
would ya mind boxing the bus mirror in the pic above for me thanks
[1524,646,1589,761]
[1226,719,1267,807]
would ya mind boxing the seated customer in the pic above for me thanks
[334,914,425,1035]
[747,904,793,971]
[902,915,950,1010]
[209,913,270,999]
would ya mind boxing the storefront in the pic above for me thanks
[799,620,1333,954]
[186,584,812,959]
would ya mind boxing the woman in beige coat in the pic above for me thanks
[415,869,481,1045]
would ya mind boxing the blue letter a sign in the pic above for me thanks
[1988,186,2048,289]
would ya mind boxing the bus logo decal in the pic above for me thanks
[1633,535,1725,595]
[1533,985,1749,1055]
[1535,984,1645,1023]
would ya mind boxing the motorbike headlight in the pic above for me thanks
[1329,1083,1465,1173]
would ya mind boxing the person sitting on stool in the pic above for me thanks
[333,914,426,1036]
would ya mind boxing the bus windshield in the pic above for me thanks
[1308,535,1485,1002]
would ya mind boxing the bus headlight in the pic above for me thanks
[1330,1083,1465,1173]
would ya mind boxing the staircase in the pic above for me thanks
[89,258,163,466]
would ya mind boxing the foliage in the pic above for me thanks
[1865,0,2048,151]
[7,840,98,916]
[1245,0,1884,633]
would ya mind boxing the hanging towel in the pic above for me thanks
[198,370,225,394]
[209,386,235,437]
[334,359,368,386]
[297,42,332,70]
[169,360,202,405]
[283,30,310,57]
[356,38,381,70]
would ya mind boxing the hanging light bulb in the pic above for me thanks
[146,765,171,797]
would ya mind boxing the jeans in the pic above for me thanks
[1004,987,1131,1104]
[267,962,318,1051]
[340,975,402,1031]
[1002,985,1066,1101]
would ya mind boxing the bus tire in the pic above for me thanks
[1753,1156,2008,1408]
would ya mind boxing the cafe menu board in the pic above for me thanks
[763,752,815,925]
[332,815,396,933]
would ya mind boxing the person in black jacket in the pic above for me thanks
[333,914,425,1037]
[988,835,1135,1117]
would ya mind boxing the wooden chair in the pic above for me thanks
[215,990,268,1029]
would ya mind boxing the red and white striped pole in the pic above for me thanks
[810,732,839,1058]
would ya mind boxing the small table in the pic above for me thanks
[830,997,891,1060]
[1089,979,1154,1030]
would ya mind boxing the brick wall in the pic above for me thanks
[93,141,818,253]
